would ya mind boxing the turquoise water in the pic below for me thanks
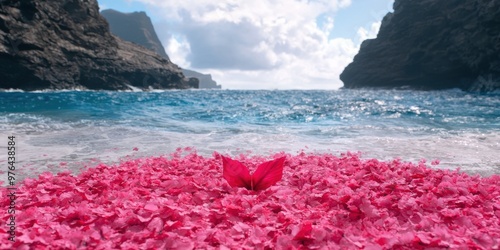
[1,89,499,179]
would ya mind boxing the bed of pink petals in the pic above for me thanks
[1,150,499,249]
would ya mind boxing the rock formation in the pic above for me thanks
[0,0,198,91]
[101,9,221,89]
[181,69,221,89]
[100,9,169,60]
[340,0,500,92]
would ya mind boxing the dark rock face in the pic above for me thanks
[101,9,221,89]
[0,0,198,91]
[340,0,500,92]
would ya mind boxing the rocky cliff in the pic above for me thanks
[101,9,221,89]
[0,0,198,91]
[100,9,169,60]
[340,0,500,92]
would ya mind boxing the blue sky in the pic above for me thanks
[97,0,394,89]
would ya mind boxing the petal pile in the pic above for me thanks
[1,150,499,249]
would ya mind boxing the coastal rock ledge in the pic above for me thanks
[0,0,198,91]
[340,0,500,92]
[100,9,221,89]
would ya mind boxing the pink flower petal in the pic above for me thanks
[1,150,498,249]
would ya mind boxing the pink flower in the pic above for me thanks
[1,150,498,248]
[221,155,286,191]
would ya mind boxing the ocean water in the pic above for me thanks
[1,89,499,181]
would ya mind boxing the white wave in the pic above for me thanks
[30,87,87,93]
[122,84,143,92]
[0,88,25,92]
[1,123,498,185]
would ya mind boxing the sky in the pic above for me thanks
[97,0,394,89]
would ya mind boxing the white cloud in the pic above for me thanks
[357,21,381,42]
[166,36,191,68]
[134,0,382,89]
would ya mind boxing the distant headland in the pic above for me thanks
[341,0,500,92]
